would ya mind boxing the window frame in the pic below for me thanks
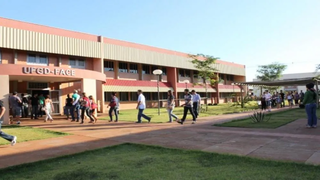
[119,62,128,73]
[104,61,114,72]
[179,69,185,77]
[129,63,138,74]
[69,58,86,69]
[27,54,48,66]
[119,92,129,101]
[142,65,150,74]
[162,67,167,75]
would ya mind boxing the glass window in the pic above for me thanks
[152,92,159,100]
[69,59,76,66]
[119,92,128,101]
[27,54,47,65]
[129,63,138,74]
[78,60,85,67]
[142,65,150,74]
[193,71,199,79]
[162,92,168,99]
[69,58,85,69]
[130,92,138,101]
[104,61,114,72]
[104,92,112,102]
[119,62,128,73]
[230,75,234,82]
[179,69,185,77]
[185,70,191,77]
[144,92,151,100]
[162,67,167,75]
[178,92,184,99]
[151,66,158,73]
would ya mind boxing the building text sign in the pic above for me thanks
[22,67,75,76]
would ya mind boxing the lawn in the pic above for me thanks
[1,143,320,180]
[100,101,259,123]
[215,108,317,128]
[0,126,69,145]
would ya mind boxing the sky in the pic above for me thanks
[1,0,320,81]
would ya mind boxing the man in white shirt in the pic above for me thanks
[265,90,272,112]
[191,90,201,118]
[136,90,151,123]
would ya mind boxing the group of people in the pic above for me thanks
[261,90,306,111]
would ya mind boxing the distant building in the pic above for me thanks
[252,72,320,97]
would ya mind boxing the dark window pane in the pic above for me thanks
[185,70,191,77]
[179,69,185,77]
[119,92,128,101]
[130,92,138,101]
[129,63,138,74]
[104,61,114,71]
[162,67,167,75]
[144,92,151,100]
[142,65,150,74]
[119,62,128,73]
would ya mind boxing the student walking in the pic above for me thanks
[44,95,54,122]
[30,94,39,120]
[65,94,73,120]
[108,92,119,122]
[265,90,272,112]
[166,90,178,123]
[178,89,196,125]
[136,90,151,123]
[280,90,285,107]
[301,83,317,128]
[261,92,267,111]
[9,92,22,124]
[89,95,98,123]
[80,92,95,124]
[287,92,293,108]
[71,90,81,122]
[294,92,300,105]
[0,100,17,146]
[21,94,29,118]
[191,90,201,118]
[38,94,45,118]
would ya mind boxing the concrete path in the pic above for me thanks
[0,107,319,169]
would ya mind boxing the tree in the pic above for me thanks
[189,54,219,110]
[256,62,287,92]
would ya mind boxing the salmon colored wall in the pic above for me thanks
[16,51,27,65]
[142,74,157,81]
[48,56,58,67]
[86,58,94,71]
[161,75,167,82]
[234,76,245,82]
[60,57,69,68]
[105,71,115,79]
[118,72,139,80]
[179,77,192,83]
[17,82,27,93]
[1,49,14,64]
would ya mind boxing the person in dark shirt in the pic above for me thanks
[0,100,17,146]
[30,94,39,119]
[280,90,285,107]
[65,94,73,120]
[21,93,29,118]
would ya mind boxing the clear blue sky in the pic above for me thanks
[1,0,320,81]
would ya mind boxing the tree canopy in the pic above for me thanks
[256,63,287,81]
[189,54,219,85]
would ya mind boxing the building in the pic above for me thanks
[252,72,320,97]
[0,17,246,124]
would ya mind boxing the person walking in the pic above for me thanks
[65,94,73,120]
[301,83,317,128]
[44,95,54,122]
[299,90,305,103]
[38,94,45,118]
[21,94,29,118]
[80,92,95,124]
[0,100,17,146]
[280,90,285,107]
[89,95,98,123]
[136,90,151,123]
[287,92,293,108]
[9,92,22,124]
[261,92,267,111]
[30,94,39,120]
[191,90,201,118]
[178,89,196,125]
[265,90,272,112]
[294,91,300,106]
[108,92,119,122]
[71,90,81,122]
[166,90,178,123]
[276,92,281,109]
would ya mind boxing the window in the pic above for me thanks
[185,70,191,77]
[151,66,158,73]
[27,54,48,65]
[0,49,2,64]
[28,82,48,89]
[104,92,112,102]
[130,92,138,101]
[69,58,85,69]
[152,92,159,100]
[129,63,138,74]
[229,75,234,82]
[119,92,128,101]
[162,67,167,75]
[119,62,128,73]
[104,61,114,71]
[179,69,185,77]
[162,92,168,99]
[144,92,151,100]
[142,65,150,74]
[199,92,207,98]
[219,74,225,84]
[193,71,199,79]
[178,92,184,99]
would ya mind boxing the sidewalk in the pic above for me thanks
[0,107,319,169]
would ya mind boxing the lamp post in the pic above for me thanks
[184,80,190,89]
[231,82,235,102]
[153,69,163,115]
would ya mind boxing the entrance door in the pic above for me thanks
[50,90,60,114]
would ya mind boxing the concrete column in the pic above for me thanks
[96,80,105,113]
[0,75,10,125]
[81,79,97,100]
[167,67,178,105]
[138,64,142,80]
[114,61,119,79]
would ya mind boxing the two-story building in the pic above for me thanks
[0,17,246,124]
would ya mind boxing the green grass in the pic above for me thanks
[100,101,259,123]
[0,126,69,145]
[1,143,320,180]
[215,108,318,128]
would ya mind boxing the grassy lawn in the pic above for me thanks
[0,126,69,145]
[100,101,259,123]
[215,108,318,128]
[1,143,320,180]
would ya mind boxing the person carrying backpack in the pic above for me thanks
[108,92,119,122]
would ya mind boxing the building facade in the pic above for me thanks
[0,17,246,124]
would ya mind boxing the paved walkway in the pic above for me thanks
[1,107,320,169]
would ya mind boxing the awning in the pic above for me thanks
[104,86,173,92]
[237,77,320,87]
[104,79,173,92]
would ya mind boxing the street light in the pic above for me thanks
[184,80,190,89]
[153,69,163,115]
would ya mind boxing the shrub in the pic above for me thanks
[250,111,271,123]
